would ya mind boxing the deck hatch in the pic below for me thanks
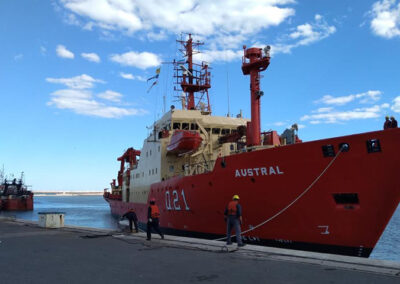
[333,193,359,204]
[366,139,381,153]
[322,144,335,157]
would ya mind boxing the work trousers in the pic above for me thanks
[147,218,163,240]
[226,216,243,245]
[128,219,139,233]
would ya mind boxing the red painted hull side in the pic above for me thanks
[1,195,34,211]
[105,129,400,256]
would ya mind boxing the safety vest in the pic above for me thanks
[150,205,160,218]
[227,201,238,216]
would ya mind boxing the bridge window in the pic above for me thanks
[182,123,189,130]
[173,123,181,129]
[221,129,230,135]
[205,128,211,132]
[212,128,220,134]
[191,123,199,130]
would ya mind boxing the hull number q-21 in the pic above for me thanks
[165,189,190,211]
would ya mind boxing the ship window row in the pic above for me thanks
[133,168,158,179]
[205,128,237,135]
[172,122,236,136]
[146,149,154,157]
[149,168,158,175]
[173,122,199,130]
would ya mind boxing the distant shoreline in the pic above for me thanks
[33,192,103,196]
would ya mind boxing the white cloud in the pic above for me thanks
[47,89,145,118]
[97,90,123,102]
[316,90,382,106]
[56,44,74,59]
[301,90,387,124]
[46,74,147,118]
[14,54,23,61]
[40,46,47,55]
[194,49,243,63]
[46,74,104,89]
[370,0,400,38]
[391,96,400,112]
[119,72,146,81]
[64,13,80,26]
[147,30,168,41]
[313,107,334,113]
[274,121,286,126]
[81,52,101,63]
[301,104,387,124]
[110,51,161,69]
[272,14,336,55]
[60,0,295,49]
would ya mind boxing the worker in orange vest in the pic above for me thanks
[146,198,164,241]
[121,208,138,233]
[224,195,245,247]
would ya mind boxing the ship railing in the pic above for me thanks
[182,160,215,176]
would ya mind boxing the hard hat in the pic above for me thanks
[150,197,156,202]
[232,195,240,200]
[391,116,395,119]
[385,115,389,119]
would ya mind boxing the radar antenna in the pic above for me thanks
[174,34,211,113]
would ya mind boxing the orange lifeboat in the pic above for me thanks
[167,130,202,155]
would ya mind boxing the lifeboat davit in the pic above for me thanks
[167,130,202,155]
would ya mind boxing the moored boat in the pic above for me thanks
[104,34,400,257]
[0,172,33,211]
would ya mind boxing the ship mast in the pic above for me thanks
[241,45,271,146]
[175,34,211,112]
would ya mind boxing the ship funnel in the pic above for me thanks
[241,45,271,146]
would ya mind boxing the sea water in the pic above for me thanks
[0,196,399,262]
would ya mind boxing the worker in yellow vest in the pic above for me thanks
[224,195,245,247]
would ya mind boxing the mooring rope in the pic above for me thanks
[214,146,344,241]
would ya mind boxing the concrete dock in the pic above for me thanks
[0,218,399,284]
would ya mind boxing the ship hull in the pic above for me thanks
[0,195,33,211]
[105,129,400,257]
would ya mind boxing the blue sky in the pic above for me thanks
[0,0,399,191]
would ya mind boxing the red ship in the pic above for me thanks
[0,172,33,211]
[104,35,400,257]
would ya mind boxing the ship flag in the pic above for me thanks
[147,80,158,93]
[147,67,160,93]
[147,67,161,82]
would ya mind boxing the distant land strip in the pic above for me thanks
[33,191,103,196]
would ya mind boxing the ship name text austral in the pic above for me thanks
[234,166,284,178]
